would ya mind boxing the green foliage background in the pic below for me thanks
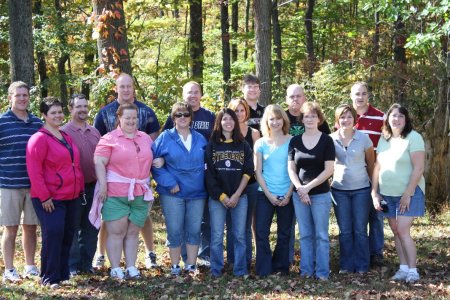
[1,0,448,127]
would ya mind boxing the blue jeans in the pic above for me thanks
[226,181,258,265]
[209,196,248,276]
[255,192,294,276]
[160,194,205,247]
[293,192,331,279]
[331,187,371,272]
[369,203,384,257]
[69,183,99,272]
[32,197,78,285]
[289,215,296,264]
[198,200,211,259]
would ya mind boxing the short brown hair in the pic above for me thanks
[8,81,30,96]
[335,104,357,126]
[183,81,202,93]
[68,93,87,107]
[170,102,193,123]
[300,102,325,125]
[227,97,250,122]
[116,103,138,118]
[40,97,62,115]
[241,74,260,88]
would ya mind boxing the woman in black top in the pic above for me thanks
[226,98,260,267]
[205,108,254,277]
[287,102,335,280]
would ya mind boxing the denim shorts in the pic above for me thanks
[382,186,425,218]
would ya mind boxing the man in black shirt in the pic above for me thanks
[285,84,330,137]
[242,74,265,131]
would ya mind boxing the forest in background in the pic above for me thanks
[0,0,448,213]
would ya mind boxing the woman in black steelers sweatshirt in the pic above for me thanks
[205,108,254,278]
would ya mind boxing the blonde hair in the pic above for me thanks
[260,104,290,137]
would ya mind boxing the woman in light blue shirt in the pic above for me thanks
[254,104,294,276]
[330,104,374,274]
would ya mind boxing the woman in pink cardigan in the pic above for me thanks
[94,103,154,280]
[26,97,84,288]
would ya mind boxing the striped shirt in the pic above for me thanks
[0,109,43,188]
[354,104,384,149]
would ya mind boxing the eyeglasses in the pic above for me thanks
[133,141,140,153]
[174,112,190,118]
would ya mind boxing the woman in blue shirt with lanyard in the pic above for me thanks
[254,104,294,276]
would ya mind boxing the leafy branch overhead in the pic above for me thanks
[92,0,132,77]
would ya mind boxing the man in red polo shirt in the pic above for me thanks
[351,81,385,267]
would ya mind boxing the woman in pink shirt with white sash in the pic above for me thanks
[93,103,154,280]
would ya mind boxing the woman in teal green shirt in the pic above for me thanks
[371,103,425,284]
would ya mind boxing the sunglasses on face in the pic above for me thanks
[174,112,190,118]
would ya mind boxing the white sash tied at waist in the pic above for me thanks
[89,170,154,229]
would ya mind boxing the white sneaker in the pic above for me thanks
[23,265,39,278]
[406,271,420,283]
[3,268,22,283]
[197,256,211,268]
[145,251,159,269]
[391,270,408,281]
[110,267,125,280]
[170,265,181,276]
[184,264,197,274]
[125,266,141,279]
[93,255,106,268]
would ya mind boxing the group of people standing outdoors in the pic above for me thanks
[1,73,426,288]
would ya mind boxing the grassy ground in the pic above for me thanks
[1,202,449,299]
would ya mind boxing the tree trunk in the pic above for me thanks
[372,10,380,65]
[423,36,450,215]
[8,0,34,86]
[184,5,189,78]
[57,55,69,106]
[320,21,326,62]
[368,9,380,93]
[220,0,231,101]
[155,38,163,88]
[55,0,69,108]
[231,0,238,63]
[173,0,180,18]
[189,0,204,83]
[34,0,48,97]
[93,0,132,76]
[244,0,250,61]
[393,16,407,104]
[272,0,282,92]
[82,52,95,98]
[305,0,316,78]
[254,0,272,106]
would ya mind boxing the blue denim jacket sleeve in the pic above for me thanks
[151,133,178,189]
